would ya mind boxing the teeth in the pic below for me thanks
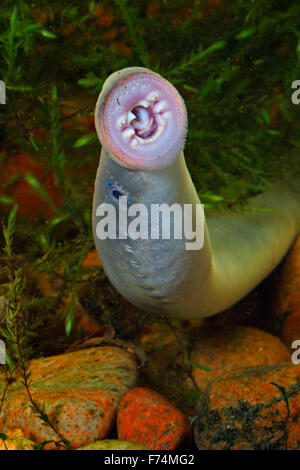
[153,101,167,113]
[117,115,127,128]
[156,115,165,127]
[127,111,136,124]
[131,138,139,147]
[122,128,135,140]
[146,91,160,101]
[163,111,171,119]
[120,94,170,147]
[136,100,149,108]
[131,136,144,147]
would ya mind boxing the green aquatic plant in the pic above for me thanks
[0,205,34,370]
[0,206,71,450]
[1,0,300,235]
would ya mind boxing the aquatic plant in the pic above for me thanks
[0,206,72,449]
[1,0,300,231]
[0,0,300,421]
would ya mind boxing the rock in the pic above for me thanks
[0,152,64,220]
[117,387,191,450]
[0,428,34,450]
[0,346,137,449]
[79,440,150,450]
[71,298,101,336]
[83,250,101,268]
[191,326,290,390]
[194,363,300,450]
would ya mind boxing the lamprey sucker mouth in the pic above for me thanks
[95,71,187,170]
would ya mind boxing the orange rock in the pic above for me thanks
[83,250,101,268]
[0,428,34,450]
[146,0,163,18]
[203,0,225,19]
[32,7,55,24]
[0,347,137,449]
[61,95,95,133]
[34,271,62,298]
[110,40,131,55]
[72,299,100,336]
[191,326,290,390]
[93,5,114,27]
[194,363,300,450]
[0,152,64,220]
[117,387,191,450]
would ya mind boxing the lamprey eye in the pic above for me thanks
[112,188,123,200]
[96,72,187,170]
[105,180,131,205]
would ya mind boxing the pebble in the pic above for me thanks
[79,439,149,450]
[194,363,300,450]
[191,326,290,390]
[0,346,137,449]
[117,387,191,450]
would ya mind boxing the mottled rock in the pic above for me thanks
[0,428,34,450]
[194,363,300,450]
[191,326,290,390]
[117,387,191,450]
[0,347,137,449]
[79,440,149,450]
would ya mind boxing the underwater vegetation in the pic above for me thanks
[0,0,300,451]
